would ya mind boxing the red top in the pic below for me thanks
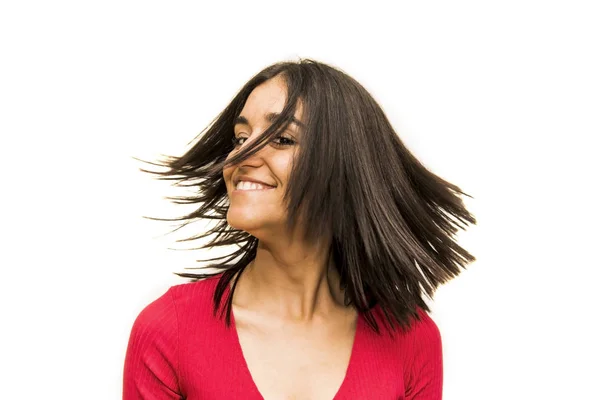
[123,274,443,399]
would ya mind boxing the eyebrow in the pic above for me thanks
[233,112,305,129]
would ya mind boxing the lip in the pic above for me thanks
[232,186,275,194]
[232,175,276,188]
[232,184,276,193]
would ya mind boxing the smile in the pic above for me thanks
[234,181,276,191]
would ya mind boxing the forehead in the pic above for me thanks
[237,76,304,128]
[244,76,287,112]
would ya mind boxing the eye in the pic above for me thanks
[231,135,296,149]
[231,136,247,148]
[271,136,296,147]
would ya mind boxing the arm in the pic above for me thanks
[123,288,182,399]
[405,308,443,400]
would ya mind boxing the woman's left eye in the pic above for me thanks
[272,136,296,147]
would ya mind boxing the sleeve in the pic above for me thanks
[123,288,183,399]
[404,308,443,400]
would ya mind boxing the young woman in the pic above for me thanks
[123,58,476,399]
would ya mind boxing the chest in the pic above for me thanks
[234,310,358,400]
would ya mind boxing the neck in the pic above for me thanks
[232,239,349,322]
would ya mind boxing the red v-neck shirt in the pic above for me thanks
[123,274,443,399]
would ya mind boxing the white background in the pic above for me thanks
[1,1,598,399]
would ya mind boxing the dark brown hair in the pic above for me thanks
[141,58,476,335]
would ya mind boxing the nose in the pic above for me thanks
[230,134,272,168]
[239,149,264,168]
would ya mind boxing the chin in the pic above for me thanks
[227,210,268,233]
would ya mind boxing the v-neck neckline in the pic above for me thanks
[224,280,362,400]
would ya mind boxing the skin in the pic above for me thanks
[222,75,359,400]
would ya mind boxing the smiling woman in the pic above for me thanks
[223,76,301,237]
[123,58,477,400]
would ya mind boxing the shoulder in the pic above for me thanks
[125,275,224,361]
[355,306,443,397]
[391,307,442,362]
[123,274,229,397]
[131,274,223,337]
[362,305,442,359]
[168,274,229,331]
[168,274,222,311]
[368,305,441,343]
[400,307,444,398]
[408,307,442,347]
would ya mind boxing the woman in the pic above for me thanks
[123,58,476,399]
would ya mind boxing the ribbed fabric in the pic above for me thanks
[123,274,443,399]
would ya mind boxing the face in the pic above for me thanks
[223,75,304,238]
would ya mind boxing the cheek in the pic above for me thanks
[223,165,234,186]
[222,148,241,182]
[271,154,295,184]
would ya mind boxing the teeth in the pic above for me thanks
[236,181,271,190]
